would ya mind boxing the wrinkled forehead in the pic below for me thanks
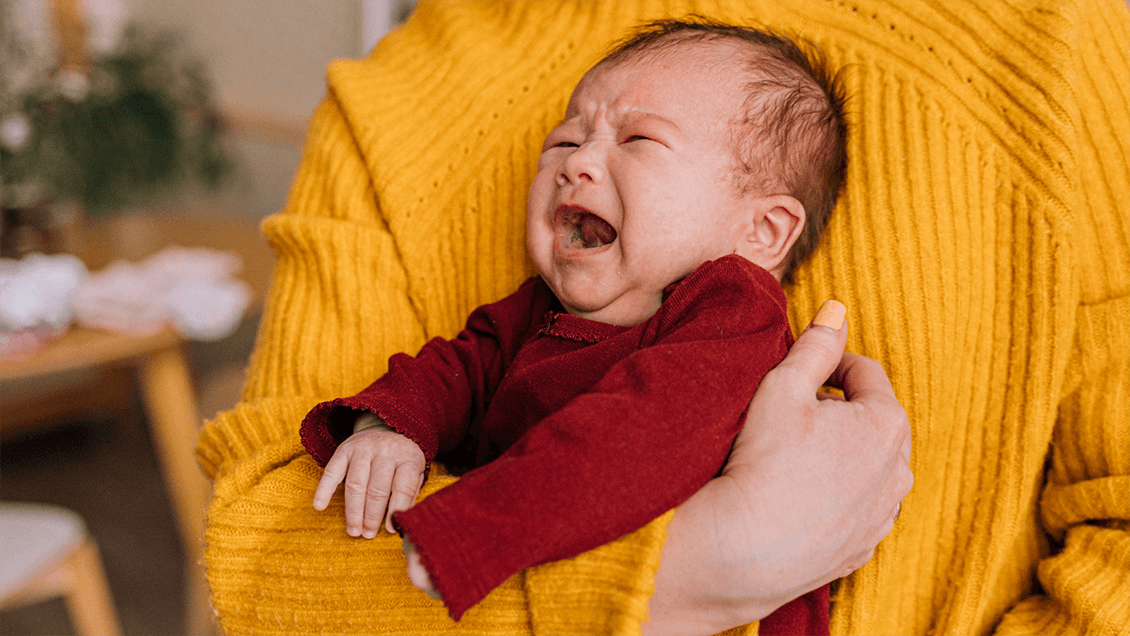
[565,37,752,122]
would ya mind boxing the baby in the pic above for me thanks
[301,18,846,632]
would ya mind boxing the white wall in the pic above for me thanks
[128,0,405,219]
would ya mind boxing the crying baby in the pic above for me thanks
[301,18,846,623]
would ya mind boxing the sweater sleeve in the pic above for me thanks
[298,278,547,472]
[993,2,1130,633]
[394,259,792,620]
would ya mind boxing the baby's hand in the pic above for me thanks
[312,413,425,538]
[402,536,442,600]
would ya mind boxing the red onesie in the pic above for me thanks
[301,255,829,632]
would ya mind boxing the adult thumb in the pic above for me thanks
[768,300,848,395]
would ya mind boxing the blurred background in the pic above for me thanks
[1,1,417,634]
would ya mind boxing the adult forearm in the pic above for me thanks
[644,476,785,635]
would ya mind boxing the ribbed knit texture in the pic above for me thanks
[196,1,1130,634]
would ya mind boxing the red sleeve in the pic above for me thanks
[298,277,551,471]
[395,256,792,620]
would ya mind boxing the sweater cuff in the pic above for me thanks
[299,397,436,478]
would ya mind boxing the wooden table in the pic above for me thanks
[0,211,275,636]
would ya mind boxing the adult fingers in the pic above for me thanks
[765,300,848,396]
[826,352,897,404]
[384,464,424,534]
[830,352,914,515]
[831,351,912,469]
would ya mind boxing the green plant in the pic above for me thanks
[1,23,231,216]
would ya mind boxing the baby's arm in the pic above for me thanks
[393,258,790,619]
[313,414,441,598]
[312,413,426,538]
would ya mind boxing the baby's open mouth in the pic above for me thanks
[558,207,617,249]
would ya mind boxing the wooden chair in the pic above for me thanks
[0,502,123,636]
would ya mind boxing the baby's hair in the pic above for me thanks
[602,18,848,284]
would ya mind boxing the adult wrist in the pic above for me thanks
[644,478,783,635]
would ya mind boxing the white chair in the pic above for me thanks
[0,502,123,636]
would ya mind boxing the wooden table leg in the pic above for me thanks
[66,538,125,636]
[137,343,220,636]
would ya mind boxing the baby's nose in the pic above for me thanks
[557,142,607,185]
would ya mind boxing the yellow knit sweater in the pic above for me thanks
[196,1,1130,634]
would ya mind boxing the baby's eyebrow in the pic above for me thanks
[622,111,681,132]
[552,111,681,133]
[554,115,581,129]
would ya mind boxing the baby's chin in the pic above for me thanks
[557,291,662,327]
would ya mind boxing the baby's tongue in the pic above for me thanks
[579,213,616,248]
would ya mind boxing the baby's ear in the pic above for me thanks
[739,195,805,280]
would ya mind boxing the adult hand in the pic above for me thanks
[644,301,913,636]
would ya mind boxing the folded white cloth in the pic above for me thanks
[165,278,252,341]
[0,246,251,347]
[0,253,89,332]
[73,246,252,341]
[72,260,173,337]
[143,246,244,291]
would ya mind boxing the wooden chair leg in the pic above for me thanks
[63,538,123,636]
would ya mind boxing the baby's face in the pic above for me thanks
[527,43,754,326]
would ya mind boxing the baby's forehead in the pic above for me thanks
[574,39,752,104]
[563,39,752,131]
[591,35,752,79]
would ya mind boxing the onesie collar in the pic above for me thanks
[538,311,631,344]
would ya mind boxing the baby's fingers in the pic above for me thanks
[360,460,397,538]
[385,467,425,534]
[342,458,374,537]
[313,452,350,511]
